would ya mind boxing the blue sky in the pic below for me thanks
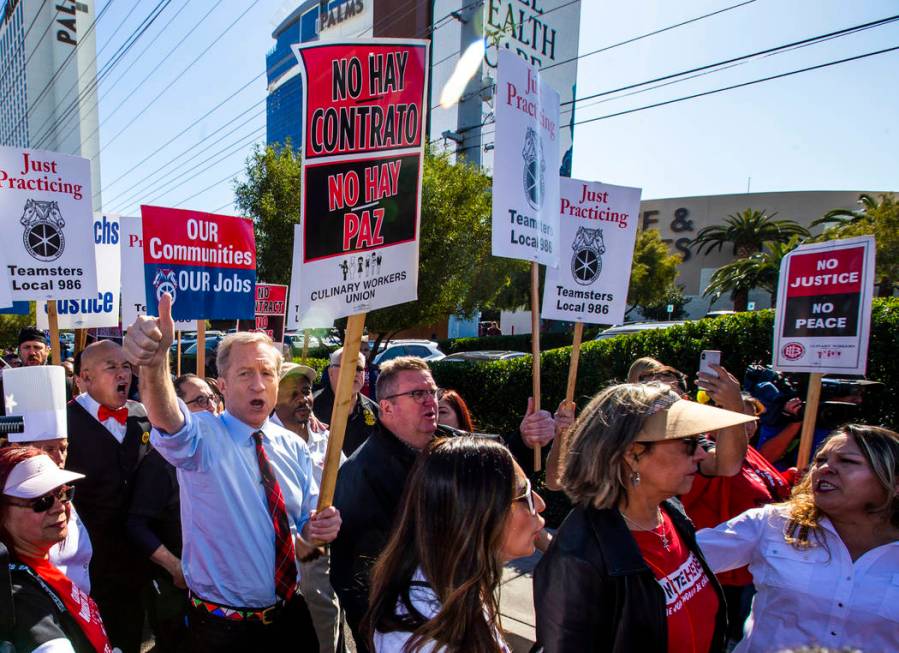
[92,0,899,216]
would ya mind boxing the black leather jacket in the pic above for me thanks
[534,500,727,653]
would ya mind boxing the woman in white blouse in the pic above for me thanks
[697,424,899,653]
[363,436,546,653]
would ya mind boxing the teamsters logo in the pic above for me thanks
[522,127,545,210]
[20,199,65,262]
[571,227,605,286]
[152,269,178,304]
[782,342,805,361]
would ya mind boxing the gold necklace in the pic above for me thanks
[621,508,671,552]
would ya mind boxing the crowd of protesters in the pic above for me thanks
[1,301,896,653]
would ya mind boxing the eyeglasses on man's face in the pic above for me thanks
[186,394,216,408]
[382,388,440,404]
[6,485,75,513]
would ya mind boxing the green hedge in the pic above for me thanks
[432,299,898,434]
[437,326,602,356]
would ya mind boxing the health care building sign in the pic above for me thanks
[287,39,429,329]
[0,146,98,300]
[773,235,875,375]
[140,206,256,322]
[542,178,641,324]
[492,49,560,267]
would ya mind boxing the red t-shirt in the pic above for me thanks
[681,445,791,585]
[631,512,719,653]
[20,555,112,653]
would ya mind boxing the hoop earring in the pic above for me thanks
[631,471,640,487]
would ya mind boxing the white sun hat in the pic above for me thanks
[3,454,84,499]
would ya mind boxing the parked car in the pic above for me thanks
[373,339,445,365]
[593,321,688,341]
[442,350,528,363]
[179,335,226,376]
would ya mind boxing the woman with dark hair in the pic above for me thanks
[1,446,113,652]
[364,437,545,652]
[697,424,899,652]
[535,383,754,653]
[436,389,474,432]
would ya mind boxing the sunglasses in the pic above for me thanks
[513,478,537,515]
[637,436,701,456]
[6,486,75,513]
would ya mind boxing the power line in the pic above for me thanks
[31,0,172,150]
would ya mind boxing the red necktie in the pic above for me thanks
[98,405,128,425]
[252,431,297,601]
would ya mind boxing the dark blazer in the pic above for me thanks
[534,500,727,653]
[65,399,152,591]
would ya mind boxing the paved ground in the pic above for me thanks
[499,548,542,652]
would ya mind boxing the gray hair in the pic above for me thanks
[216,332,282,376]
[376,356,431,400]
[562,383,672,510]
[329,347,366,367]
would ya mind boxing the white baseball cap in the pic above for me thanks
[3,454,84,499]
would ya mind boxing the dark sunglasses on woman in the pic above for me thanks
[6,486,75,513]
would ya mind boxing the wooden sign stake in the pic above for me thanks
[75,328,88,356]
[175,331,182,377]
[545,322,584,488]
[530,262,542,472]
[47,301,61,366]
[302,328,310,362]
[795,372,823,472]
[196,321,206,378]
[317,313,367,510]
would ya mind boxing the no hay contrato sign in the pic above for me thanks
[541,178,641,324]
[773,235,875,374]
[287,39,429,328]
[491,49,561,268]
[0,146,98,300]
[141,206,256,322]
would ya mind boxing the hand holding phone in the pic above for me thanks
[699,350,721,378]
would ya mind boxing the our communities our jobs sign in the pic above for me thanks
[773,235,875,375]
[287,39,429,329]
[491,49,560,267]
[37,214,121,329]
[140,206,256,322]
[541,179,641,323]
[120,217,191,329]
[0,146,98,300]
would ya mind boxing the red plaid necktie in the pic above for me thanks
[252,431,297,600]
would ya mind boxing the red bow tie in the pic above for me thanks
[98,405,129,425]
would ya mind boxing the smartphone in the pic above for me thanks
[699,350,721,378]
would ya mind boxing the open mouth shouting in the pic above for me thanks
[815,478,839,493]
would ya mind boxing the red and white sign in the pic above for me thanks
[254,283,288,340]
[773,235,875,374]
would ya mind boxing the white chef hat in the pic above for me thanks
[3,366,67,442]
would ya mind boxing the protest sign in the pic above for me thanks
[491,49,561,268]
[287,39,429,330]
[140,206,256,322]
[0,146,98,300]
[541,179,641,324]
[289,38,429,512]
[772,235,876,470]
[254,283,288,341]
[37,214,121,329]
[120,217,192,330]
[773,235,875,375]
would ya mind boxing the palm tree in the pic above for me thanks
[811,193,878,228]
[691,208,809,259]
[703,239,800,311]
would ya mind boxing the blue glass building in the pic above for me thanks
[265,3,320,150]
[0,0,30,147]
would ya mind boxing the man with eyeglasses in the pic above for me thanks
[174,373,218,414]
[313,347,379,456]
[63,339,152,653]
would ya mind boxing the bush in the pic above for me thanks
[431,299,899,527]
[437,326,601,356]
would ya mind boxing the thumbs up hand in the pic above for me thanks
[124,293,175,368]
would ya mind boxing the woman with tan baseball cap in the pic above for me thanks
[534,382,755,653]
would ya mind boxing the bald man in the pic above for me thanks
[66,339,153,653]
